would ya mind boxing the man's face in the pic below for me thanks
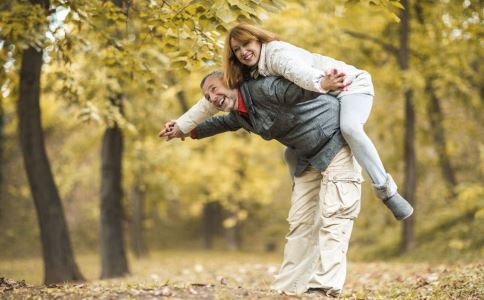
[202,75,238,112]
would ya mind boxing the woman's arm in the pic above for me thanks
[264,42,349,93]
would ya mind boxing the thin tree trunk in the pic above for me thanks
[399,0,416,252]
[0,95,4,203]
[224,218,241,251]
[100,123,129,278]
[18,46,84,284]
[223,206,243,251]
[167,73,190,113]
[99,0,130,279]
[131,184,148,257]
[203,201,222,249]
[425,80,458,198]
[402,89,416,251]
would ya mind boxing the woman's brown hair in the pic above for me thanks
[223,23,278,88]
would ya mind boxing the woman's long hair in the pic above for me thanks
[223,23,278,88]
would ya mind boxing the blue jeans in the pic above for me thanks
[339,93,387,186]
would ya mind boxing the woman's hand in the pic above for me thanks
[320,68,352,92]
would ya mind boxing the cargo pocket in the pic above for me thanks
[321,173,362,219]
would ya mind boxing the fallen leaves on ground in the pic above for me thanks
[1,256,482,299]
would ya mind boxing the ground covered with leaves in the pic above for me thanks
[1,251,482,299]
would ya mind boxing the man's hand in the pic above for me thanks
[158,120,188,141]
[320,68,352,92]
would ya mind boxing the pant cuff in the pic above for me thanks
[372,173,397,200]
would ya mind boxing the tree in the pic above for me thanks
[99,0,130,278]
[398,0,416,252]
[100,115,129,278]
[16,0,84,284]
[0,95,4,203]
[129,141,149,258]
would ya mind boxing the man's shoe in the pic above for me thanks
[383,192,414,221]
[306,287,340,298]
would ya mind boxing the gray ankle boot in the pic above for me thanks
[373,174,414,220]
[383,192,414,220]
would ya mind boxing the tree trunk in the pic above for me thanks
[202,201,222,249]
[99,0,130,278]
[131,184,148,257]
[224,209,242,251]
[100,123,129,278]
[425,80,457,198]
[0,95,4,204]
[415,0,457,198]
[224,224,240,251]
[402,89,416,251]
[18,46,84,284]
[167,73,190,113]
[399,0,416,252]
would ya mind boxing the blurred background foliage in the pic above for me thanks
[0,0,482,265]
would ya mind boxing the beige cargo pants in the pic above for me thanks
[272,146,363,296]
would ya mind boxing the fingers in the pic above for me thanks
[158,128,169,137]
[322,69,352,92]
[159,120,177,138]
[165,131,178,141]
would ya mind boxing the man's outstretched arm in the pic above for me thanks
[159,113,242,141]
[193,113,242,139]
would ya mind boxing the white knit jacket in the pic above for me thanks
[176,41,374,133]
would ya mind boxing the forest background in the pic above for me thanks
[0,0,482,296]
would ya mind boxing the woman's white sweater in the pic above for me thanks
[176,41,374,133]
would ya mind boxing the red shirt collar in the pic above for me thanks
[237,89,247,113]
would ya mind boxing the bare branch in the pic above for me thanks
[343,29,399,57]
[343,29,426,61]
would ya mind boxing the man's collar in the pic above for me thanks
[237,89,247,113]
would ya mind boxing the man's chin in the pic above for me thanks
[215,104,230,112]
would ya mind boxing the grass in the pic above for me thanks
[1,250,483,299]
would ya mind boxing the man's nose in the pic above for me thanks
[208,93,216,104]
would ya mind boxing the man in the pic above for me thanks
[160,71,362,297]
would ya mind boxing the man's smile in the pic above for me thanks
[215,96,226,108]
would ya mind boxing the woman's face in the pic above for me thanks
[230,38,261,67]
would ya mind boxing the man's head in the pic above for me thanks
[200,70,238,112]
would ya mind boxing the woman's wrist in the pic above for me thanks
[320,78,330,93]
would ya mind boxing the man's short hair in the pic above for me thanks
[200,70,224,89]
